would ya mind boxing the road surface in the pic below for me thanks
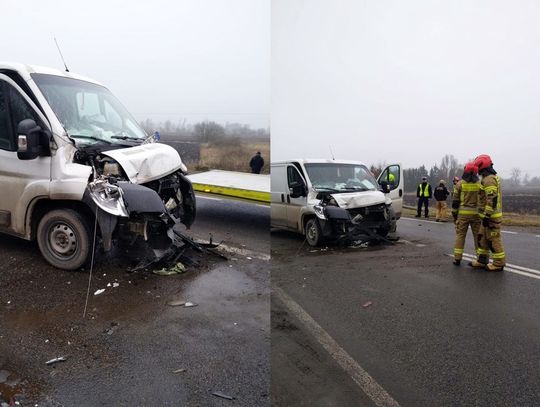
[272,217,540,406]
[0,195,270,406]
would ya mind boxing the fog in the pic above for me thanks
[272,0,540,178]
[1,0,269,129]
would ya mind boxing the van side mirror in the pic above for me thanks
[379,180,390,193]
[289,184,306,198]
[17,119,49,160]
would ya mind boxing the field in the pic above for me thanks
[403,191,540,227]
[196,140,270,174]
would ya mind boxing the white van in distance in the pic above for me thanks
[0,63,195,270]
[271,159,403,246]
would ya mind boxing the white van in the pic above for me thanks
[0,63,195,270]
[271,159,403,246]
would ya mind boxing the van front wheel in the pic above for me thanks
[305,218,323,247]
[37,209,92,270]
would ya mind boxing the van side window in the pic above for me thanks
[9,85,41,138]
[287,166,305,188]
[379,165,400,190]
[0,82,13,151]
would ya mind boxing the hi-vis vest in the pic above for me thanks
[418,183,430,197]
[458,181,480,216]
[480,175,503,219]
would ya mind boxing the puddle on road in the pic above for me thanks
[179,265,259,304]
[0,368,41,404]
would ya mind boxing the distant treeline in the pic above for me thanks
[140,119,270,144]
[370,154,540,193]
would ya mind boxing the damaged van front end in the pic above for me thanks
[80,142,196,253]
[310,190,396,245]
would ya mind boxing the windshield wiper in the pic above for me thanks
[314,187,341,193]
[69,134,112,144]
[341,186,370,191]
[111,133,142,141]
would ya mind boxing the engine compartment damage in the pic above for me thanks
[313,192,398,245]
[75,144,221,270]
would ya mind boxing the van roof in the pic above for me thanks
[0,62,103,86]
[272,158,368,166]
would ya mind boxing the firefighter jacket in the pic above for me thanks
[478,174,503,220]
[434,184,450,201]
[417,182,432,198]
[452,180,480,217]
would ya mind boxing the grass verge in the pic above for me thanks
[402,205,540,227]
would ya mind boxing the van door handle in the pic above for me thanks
[281,194,285,203]
[399,189,403,197]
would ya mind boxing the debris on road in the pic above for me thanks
[212,391,235,400]
[362,301,373,308]
[184,302,198,308]
[152,262,186,276]
[172,368,186,374]
[94,289,106,296]
[167,300,186,307]
[45,356,67,365]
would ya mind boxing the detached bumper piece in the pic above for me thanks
[129,229,226,273]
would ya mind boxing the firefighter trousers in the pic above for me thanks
[436,201,448,221]
[454,215,480,261]
[477,220,506,267]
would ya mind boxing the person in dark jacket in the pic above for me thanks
[249,152,264,174]
[416,176,432,218]
[434,179,450,222]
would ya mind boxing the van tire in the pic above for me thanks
[305,218,323,247]
[37,209,92,270]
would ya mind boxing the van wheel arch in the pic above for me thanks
[29,199,95,241]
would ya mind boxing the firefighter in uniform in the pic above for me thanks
[451,162,481,265]
[470,154,506,271]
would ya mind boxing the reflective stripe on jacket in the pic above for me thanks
[452,180,480,216]
[480,174,503,219]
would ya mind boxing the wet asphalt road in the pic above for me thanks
[0,196,270,406]
[272,217,540,406]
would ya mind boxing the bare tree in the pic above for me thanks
[510,167,522,186]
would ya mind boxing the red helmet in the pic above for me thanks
[474,154,493,171]
[463,162,478,175]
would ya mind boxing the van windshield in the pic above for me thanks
[31,73,147,145]
[304,163,378,192]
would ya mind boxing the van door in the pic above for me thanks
[377,164,403,219]
[0,75,51,236]
[285,165,308,231]
[270,164,288,228]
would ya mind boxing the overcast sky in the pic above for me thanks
[272,0,540,178]
[1,0,269,129]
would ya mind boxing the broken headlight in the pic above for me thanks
[314,204,327,220]
[88,179,129,217]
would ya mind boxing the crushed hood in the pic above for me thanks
[329,190,387,209]
[102,143,184,184]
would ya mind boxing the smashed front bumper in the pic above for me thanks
[316,203,397,244]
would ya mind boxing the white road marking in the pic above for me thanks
[536,235,540,238]
[274,286,401,407]
[501,231,518,235]
[401,217,443,225]
[196,195,223,201]
[450,253,540,280]
[256,204,270,209]
[416,244,426,247]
